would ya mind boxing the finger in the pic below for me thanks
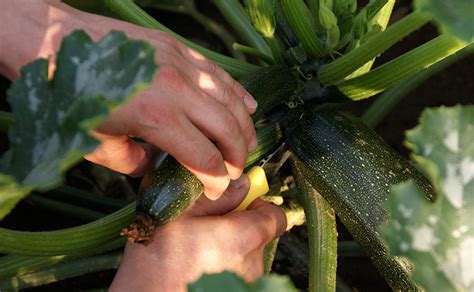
[84,133,155,177]
[188,175,250,216]
[176,45,258,113]
[183,89,249,180]
[141,116,230,200]
[223,200,287,253]
[181,67,257,152]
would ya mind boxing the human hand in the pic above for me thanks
[84,29,258,200]
[1,0,258,200]
[110,175,287,292]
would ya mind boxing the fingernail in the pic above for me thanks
[247,135,257,152]
[230,175,247,189]
[244,94,258,109]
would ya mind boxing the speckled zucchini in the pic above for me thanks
[239,65,299,122]
[122,153,202,245]
[285,106,435,290]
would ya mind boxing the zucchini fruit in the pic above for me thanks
[122,153,202,245]
[239,65,299,122]
[285,107,435,290]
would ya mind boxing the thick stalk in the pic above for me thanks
[104,0,258,78]
[338,34,467,100]
[29,195,106,221]
[0,203,133,256]
[346,0,395,78]
[281,0,326,57]
[0,111,13,133]
[264,36,285,64]
[318,11,431,85]
[292,160,337,292]
[233,43,273,64]
[0,252,122,290]
[213,0,271,56]
[0,254,69,280]
[147,1,246,61]
[361,45,473,127]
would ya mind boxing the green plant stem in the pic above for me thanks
[214,0,271,56]
[361,45,473,127]
[281,0,326,57]
[318,11,431,85]
[346,0,395,78]
[264,36,285,64]
[0,203,133,256]
[143,0,246,61]
[104,0,258,78]
[0,254,69,280]
[0,252,122,290]
[54,185,128,210]
[338,34,467,100]
[29,195,105,221]
[233,43,274,64]
[292,160,337,292]
[0,111,13,133]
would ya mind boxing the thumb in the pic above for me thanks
[188,175,250,216]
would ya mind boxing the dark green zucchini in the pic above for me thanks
[284,107,435,290]
[239,65,299,122]
[122,153,202,245]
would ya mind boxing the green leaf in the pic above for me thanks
[381,105,474,291]
[0,30,157,219]
[188,271,297,292]
[414,0,474,42]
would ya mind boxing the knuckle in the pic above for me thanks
[200,150,223,173]
[222,115,240,138]
[219,84,234,106]
[205,59,218,74]
[158,66,189,91]
[230,79,246,97]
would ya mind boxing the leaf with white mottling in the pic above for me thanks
[188,271,297,292]
[381,105,474,291]
[414,0,474,42]
[0,30,156,219]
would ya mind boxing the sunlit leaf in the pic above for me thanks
[0,30,157,219]
[414,0,474,42]
[381,105,474,291]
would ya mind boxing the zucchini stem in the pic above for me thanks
[103,0,258,78]
[0,252,122,290]
[233,43,274,64]
[318,11,431,85]
[362,45,473,127]
[338,34,467,100]
[214,0,271,56]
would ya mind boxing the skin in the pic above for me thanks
[1,1,287,290]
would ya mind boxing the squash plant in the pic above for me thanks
[0,0,473,290]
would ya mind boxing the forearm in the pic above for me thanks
[0,0,161,80]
